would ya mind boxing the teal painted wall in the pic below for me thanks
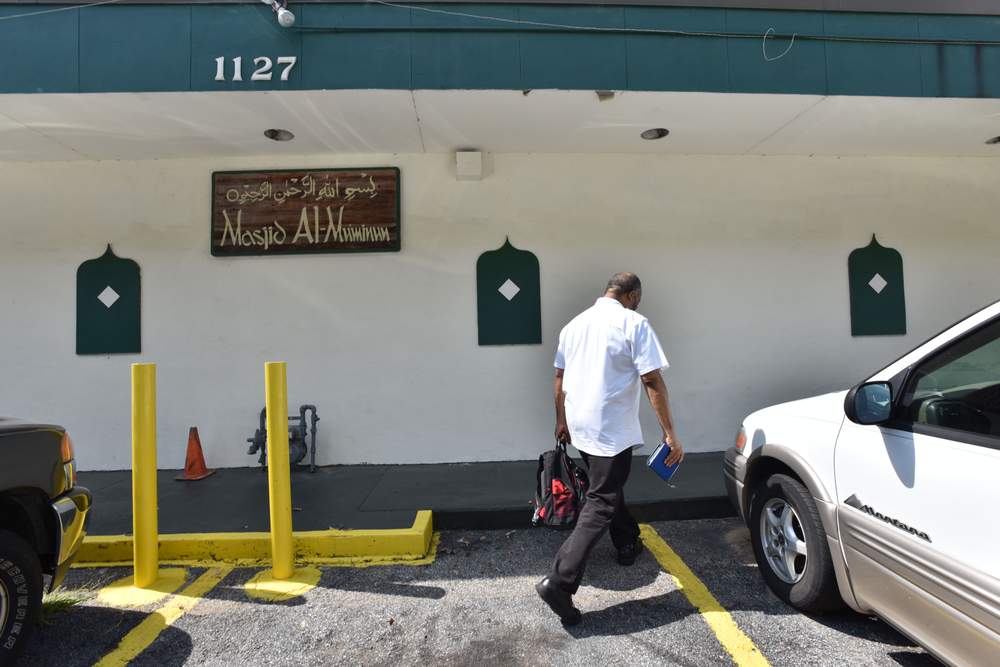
[1,4,998,97]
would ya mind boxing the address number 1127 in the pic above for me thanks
[214,56,297,82]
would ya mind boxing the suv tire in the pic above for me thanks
[749,474,842,614]
[0,529,43,664]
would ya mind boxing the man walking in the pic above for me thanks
[536,272,683,625]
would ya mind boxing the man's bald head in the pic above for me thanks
[605,272,641,296]
[605,272,642,310]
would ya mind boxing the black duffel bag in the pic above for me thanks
[531,442,589,528]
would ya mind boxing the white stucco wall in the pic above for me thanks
[1,153,998,470]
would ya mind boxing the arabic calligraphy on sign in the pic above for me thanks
[211,168,400,256]
[223,173,381,206]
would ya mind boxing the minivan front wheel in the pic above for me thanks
[759,496,807,584]
[749,474,842,613]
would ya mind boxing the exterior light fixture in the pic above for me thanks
[641,128,670,140]
[987,136,1000,145]
[264,128,295,142]
[595,90,615,101]
[261,0,295,28]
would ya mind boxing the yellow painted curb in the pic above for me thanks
[75,531,441,569]
[78,510,434,565]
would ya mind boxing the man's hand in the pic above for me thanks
[663,434,684,466]
[641,369,682,465]
[555,422,572,445]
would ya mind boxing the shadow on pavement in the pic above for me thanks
[19,605,193,667]
[318,575,447,600]
[574,553,660,592]
[803,609,937,651]
[567,590,694,638]
[207,568,307,608]
[202,567,447,606]
[888,650,942,666]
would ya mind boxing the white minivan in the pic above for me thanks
[724,300,1000,667]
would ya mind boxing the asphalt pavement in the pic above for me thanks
[22,518,937,666]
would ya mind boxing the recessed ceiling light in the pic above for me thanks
[264,128,295,142]
[987,136,1000,145]
[641,128,670,140]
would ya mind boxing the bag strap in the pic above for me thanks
[557,442,572,475]
[557,441,576,478]
[535,453,546,503]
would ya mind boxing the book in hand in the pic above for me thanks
[646,441,681,482]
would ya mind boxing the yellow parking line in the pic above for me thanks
[639,524,770,667]
[93,565,233,667]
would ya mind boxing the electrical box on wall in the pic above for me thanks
[456,150,483,181]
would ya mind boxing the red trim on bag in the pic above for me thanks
[552,479,575,518]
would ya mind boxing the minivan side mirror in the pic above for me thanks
[844,381,894,425]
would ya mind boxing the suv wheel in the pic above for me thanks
[0,530,42,663]
[749,474,842,613]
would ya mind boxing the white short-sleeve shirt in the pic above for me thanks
[554,297,669,457]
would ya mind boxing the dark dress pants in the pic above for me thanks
[549,447,640,594]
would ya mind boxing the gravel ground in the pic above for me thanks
[20,519,937,667]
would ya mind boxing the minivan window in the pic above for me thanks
[902,318,1000,440]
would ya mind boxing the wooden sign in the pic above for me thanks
[211,168,400,256]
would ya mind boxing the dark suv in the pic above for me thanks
[0,418,92,662]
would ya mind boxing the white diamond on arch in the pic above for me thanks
[97,285,120,308]
[868,273,888,294]
[498,279,521,301]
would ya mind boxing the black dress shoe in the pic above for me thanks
[617,539,643,566]
[535,577,582,626]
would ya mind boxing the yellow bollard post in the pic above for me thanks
[131,363,159,588]
[245,361,319,601]
[264,361,294,580]
[95,364,187,607]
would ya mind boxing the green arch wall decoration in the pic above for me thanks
[848,235,906,337]
[76,244,142,354]
[476,238,542,346]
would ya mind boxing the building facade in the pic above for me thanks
[1,1,998,470]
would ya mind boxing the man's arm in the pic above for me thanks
[640,369,683,465]
[554,368,571,445]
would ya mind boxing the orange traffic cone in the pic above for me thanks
[175,427,215,481]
